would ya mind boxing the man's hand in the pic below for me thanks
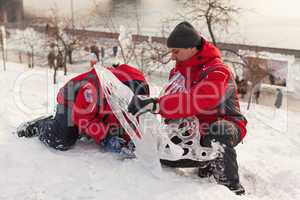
[127,95,159,116]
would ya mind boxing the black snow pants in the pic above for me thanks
[200,120,241,186]
[36,104,79,150]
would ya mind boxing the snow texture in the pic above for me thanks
[0,62,300,200]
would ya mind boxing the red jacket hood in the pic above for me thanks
[174,40,223,78]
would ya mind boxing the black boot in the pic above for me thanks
[17,121,40,137]
[227,183,245,195]
[200,120,245,195]
[17,116,53,137]
[210,148,245,195]
[197,161,212,178]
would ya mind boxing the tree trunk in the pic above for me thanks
[117,40,128,64]
[27,52,31,68]
[1,40,6,71]
[18,51,22,63]
[64,51,68,75]
[68,48,73,64]
[207,19,217,46]
[53,67,58,84]
[205,11,216,45]
[31,47,34,68]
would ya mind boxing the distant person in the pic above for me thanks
[18,52,23,63]
[90,45,100,62]
[269,74,275,85]
[89,52,98,67]
[83,46,97,68]
[27,52,32,68]
[56,51,64,69]
[47,50,56,69]
[101,46,105,59]
[253,82,261,104]
[282,79,286,87]
[239,79,248,98]
[45,23,50,34]
[113,46,118,57]
[274,88,283,109]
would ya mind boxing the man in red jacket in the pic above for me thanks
[128,22,247,195]
[18,64,149,156]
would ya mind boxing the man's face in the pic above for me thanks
[169,47,197,62]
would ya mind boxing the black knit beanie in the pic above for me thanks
[167,21,202,48]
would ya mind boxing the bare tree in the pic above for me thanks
[99,14,138,65]
[0,0,12,23]
[165,0,240,46]
[221,49,271,109]
[44,7,80,84]
[138,41,172,74]
[9,28,46,68]
[244,56,270,109]
[0,25,7,71]
[165,0,272,110]
[90,4,170,74]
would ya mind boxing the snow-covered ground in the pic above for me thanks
[1,63,300,200]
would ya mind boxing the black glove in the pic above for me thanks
[201,120,241,148]
[127,95,159,116]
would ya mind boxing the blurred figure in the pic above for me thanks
[83,46,98,68]
[274,88,283,109]
[90,45,100,62]
[253,83,261,104]
[89,52,98,67]
[101,46,105,59]
[47,50,56,69]
[113,46,118,57]
[56,51,64,69]
[238,79,248,98]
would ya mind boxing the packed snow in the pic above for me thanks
[0,62,300,200]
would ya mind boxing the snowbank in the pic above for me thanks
[0,63,300,200]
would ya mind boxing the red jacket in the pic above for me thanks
[57,64,148,143]
[158,40,247,140]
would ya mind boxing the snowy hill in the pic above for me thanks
[0,63,300,200]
